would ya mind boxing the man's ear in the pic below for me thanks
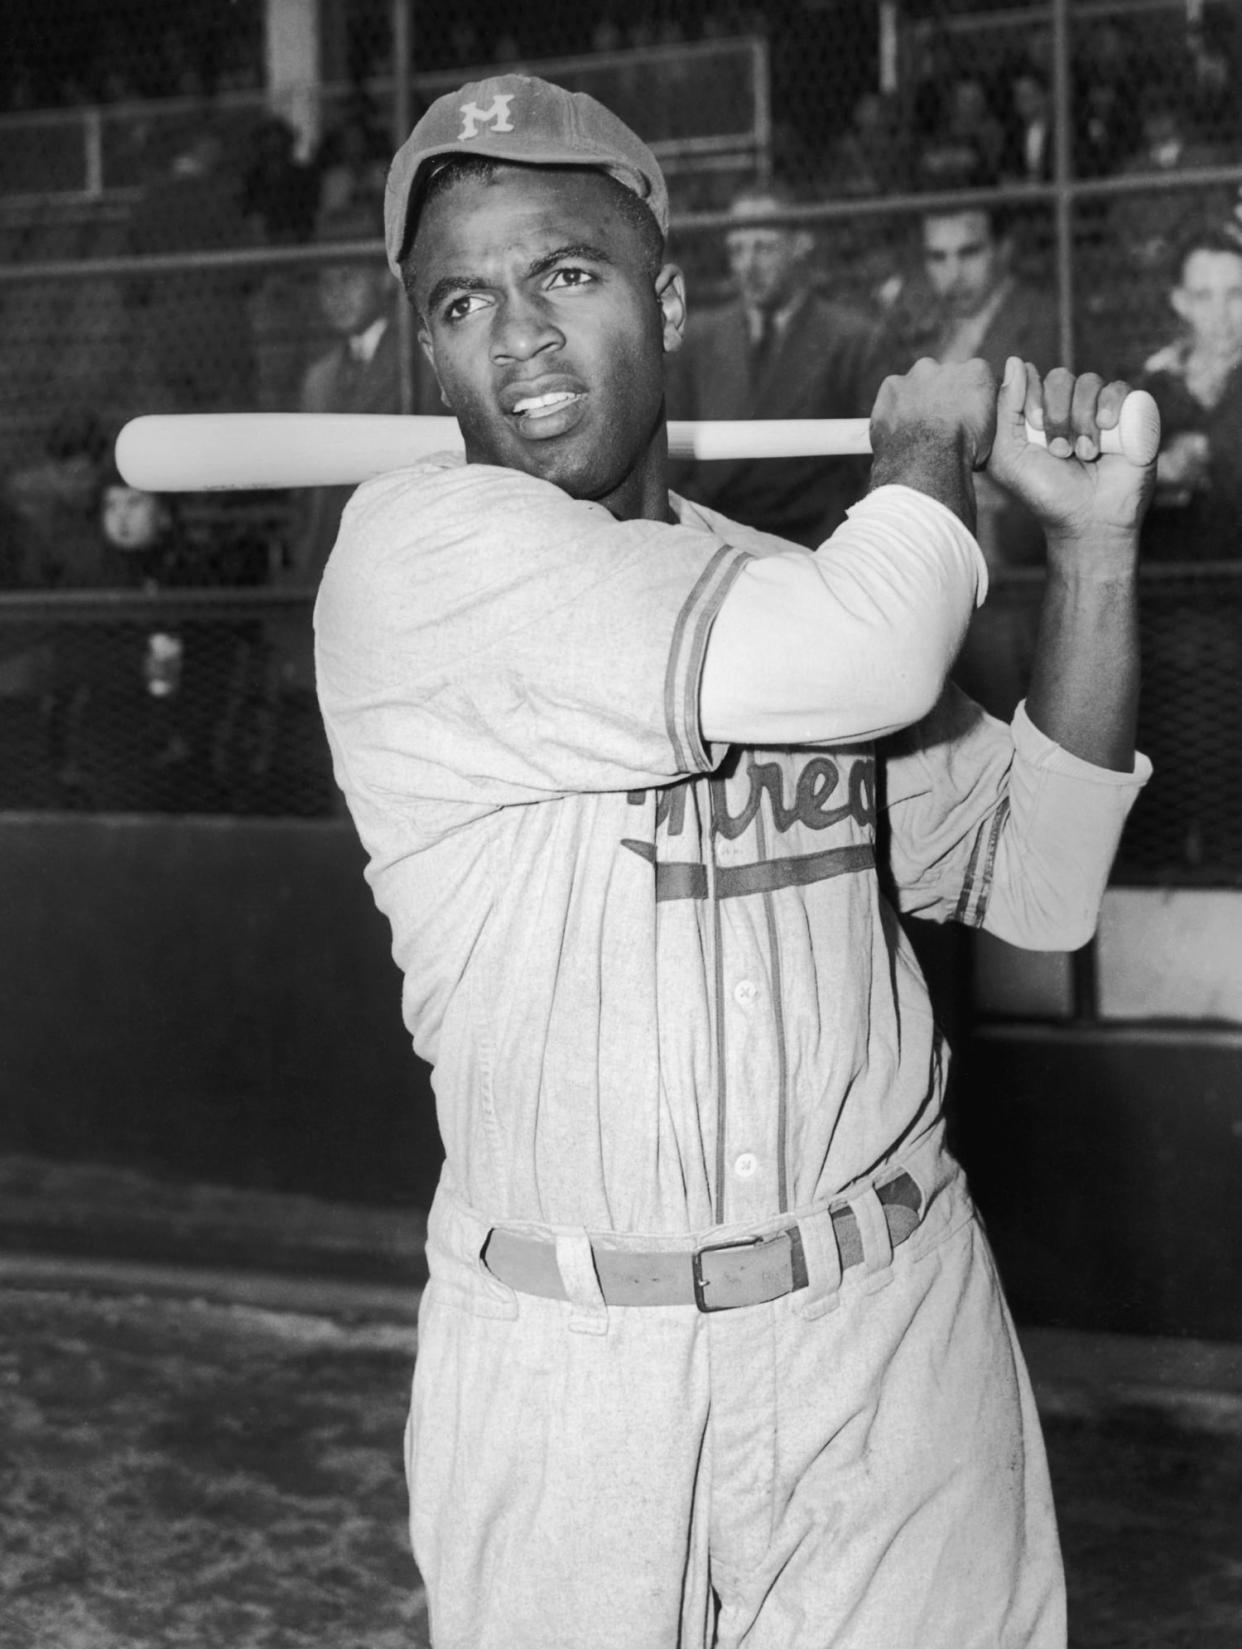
[1169,286,1191,325]
[656,263,687,356]
[417,324,453,410]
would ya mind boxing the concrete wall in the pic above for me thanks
[0,814,443,1208]
[953,1024,1242,1343]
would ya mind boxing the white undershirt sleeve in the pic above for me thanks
[699,484,989,748]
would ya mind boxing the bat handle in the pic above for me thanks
[1023,389,1161,466]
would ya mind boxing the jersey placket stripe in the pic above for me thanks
[751,804,791,1215]
[708,797,730,1225]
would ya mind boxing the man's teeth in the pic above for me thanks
[514,392,578,415]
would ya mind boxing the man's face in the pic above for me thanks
[411,165,684,517]
[1013,75,1047,123]
[1172,248,1242,358]
[101,484,167,551]
[725,196,809,312]
[318,263,390,335]
[922,210,1008,319]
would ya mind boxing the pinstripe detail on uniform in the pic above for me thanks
[663,545,752,773]
[954,799,1010,927]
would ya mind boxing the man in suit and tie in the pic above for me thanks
[905,202,1060,381]
[667,182,886,547]
[265,197,436,807]
[294,198,409,593]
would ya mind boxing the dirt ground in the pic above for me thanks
[2,1280,1242,1649]
[0,1287,427,1649]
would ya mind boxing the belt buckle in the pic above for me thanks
[692,1232,778,1313]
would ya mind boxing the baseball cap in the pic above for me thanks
[383,73,669,276]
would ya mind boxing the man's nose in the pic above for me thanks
[491,292,563,362]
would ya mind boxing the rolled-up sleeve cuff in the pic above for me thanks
[1012,699,1153,788]
[978,700,1152,948]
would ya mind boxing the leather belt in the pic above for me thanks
[482,1171,922,1313]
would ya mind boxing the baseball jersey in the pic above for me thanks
[314,455,1148,1235]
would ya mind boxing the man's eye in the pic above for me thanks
[547,267,595,290]
[443,293,486,322]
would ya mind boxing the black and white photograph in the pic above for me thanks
[1,3,1240,1646]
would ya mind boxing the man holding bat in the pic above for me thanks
[313,74,1153,1648]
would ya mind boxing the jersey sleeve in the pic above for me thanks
[879,688,1150,949]
[313,458,750,830]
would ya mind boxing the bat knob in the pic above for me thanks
[1114,389,1162,467]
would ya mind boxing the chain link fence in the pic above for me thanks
[0,0,1239,880]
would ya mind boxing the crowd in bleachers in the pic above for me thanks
[0,0,1239,849]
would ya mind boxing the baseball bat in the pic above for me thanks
[115,393,1161,493]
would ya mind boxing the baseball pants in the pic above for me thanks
[404,1135,1066,1649]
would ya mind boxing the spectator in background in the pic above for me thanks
[879,201,1060,393]
[1075,76,1137,180]
[822,90,912,299]
[1000,62,1053,185]
[1182,7,1242,151]
[243,114,320,411]
[4,408,113,590]
[40,467,170,803]
[908,27,955,151]
[1105,89,1236,370]
[877,201,1061,716]
[1130,218,1242,867]
[1134,220,1242,558]
[2,410,116,798]
[50,463,278,811]
[285,199,422,603]
[242,115,318,247]
[824,90,910,200]
[125,121,255,415]
[312,93,390,218]
[1113,91,1230,267]
[666,181,885,547]
[264,198,433,811]
[1073,22,1142,177]
[920,72,1006,188]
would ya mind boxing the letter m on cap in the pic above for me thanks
[458,94,515,141]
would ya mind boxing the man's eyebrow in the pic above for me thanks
[425,272,487,312]
[528,242,615,276]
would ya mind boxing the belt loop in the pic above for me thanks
[554,1230,609,1335]
[851,1187,895,1292]
[797,1206,843,1319]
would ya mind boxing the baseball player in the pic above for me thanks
[313,75,1154,1649]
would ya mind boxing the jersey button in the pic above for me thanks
[733,979,759,1005]
[734,1152,759,1179]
